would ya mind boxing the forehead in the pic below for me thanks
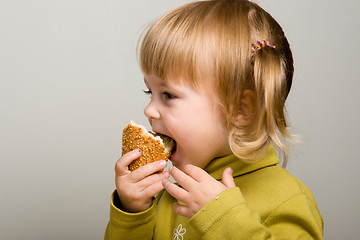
[143,70,200,89]
[144,73,217,97]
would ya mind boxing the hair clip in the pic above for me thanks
[251,40,276,57]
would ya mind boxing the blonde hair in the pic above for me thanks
[138,0,295,166]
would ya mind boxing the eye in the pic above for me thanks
[163,92,176,100]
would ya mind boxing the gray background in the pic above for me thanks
[1,0,359,239]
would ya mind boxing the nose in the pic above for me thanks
[144,99,161,122]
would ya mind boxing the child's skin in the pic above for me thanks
[115,74,251,217]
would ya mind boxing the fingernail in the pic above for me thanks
[163,171,170,178]
[227,167,233,174]
[160,160,167,167]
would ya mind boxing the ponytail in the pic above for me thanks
[252,46,293,166]
[229,45,294,167]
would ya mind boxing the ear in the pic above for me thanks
[234,90,257,126]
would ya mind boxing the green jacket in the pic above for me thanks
[105,147,323,239]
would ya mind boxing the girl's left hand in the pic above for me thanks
[162,165,236,218]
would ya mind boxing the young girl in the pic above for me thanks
[105,0,323,239]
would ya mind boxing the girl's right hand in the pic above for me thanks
[114,149,169,213]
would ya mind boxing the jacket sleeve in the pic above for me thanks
[189,187,323,240]
[104,191,157,240]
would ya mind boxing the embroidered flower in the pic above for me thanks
[172,224,186,240]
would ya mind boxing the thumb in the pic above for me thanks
[222,167,236,188]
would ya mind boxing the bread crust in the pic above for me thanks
[122,121,174,171]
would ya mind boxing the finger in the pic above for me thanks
[169,166,197,189]
[141,179,166,199]
[173,202,192,218]
[115,149,141,176]
[162,178,189,203]
[222,167,236,188]
[182,164,208,182]
[138,171,169,191]
[130,160,167,182]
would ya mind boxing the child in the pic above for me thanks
[105,0,324,239]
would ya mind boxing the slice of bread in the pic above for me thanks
[122,121,175,171]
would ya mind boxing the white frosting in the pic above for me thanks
[130,120,164,144]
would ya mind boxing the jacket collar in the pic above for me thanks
[204,146,280,181]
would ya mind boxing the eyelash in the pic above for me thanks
[143,89,152,96]
[142,89,176,100]
[163,92,176,100]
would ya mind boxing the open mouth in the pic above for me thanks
[167,136,177,161]
[162,134,176,157]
